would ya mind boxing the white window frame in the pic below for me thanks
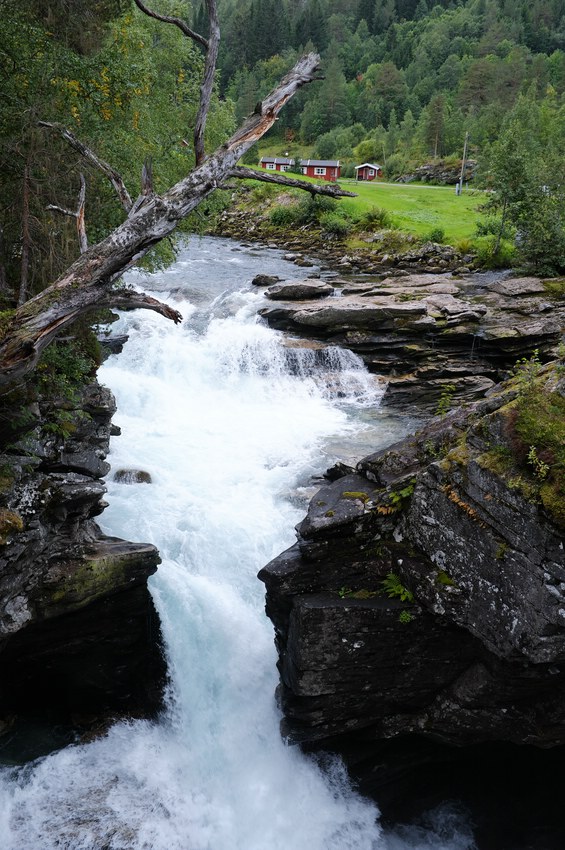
[281,165,290,172]
[368,169,375,176]
[301,166,307,174]
[314,167,326,176]
[265,162,275,170]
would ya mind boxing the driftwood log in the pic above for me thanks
[0,0,355,390]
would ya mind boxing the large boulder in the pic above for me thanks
[265,279,334,300]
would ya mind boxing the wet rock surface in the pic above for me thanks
[0,382,165,755]
[257,270,564,411]
[259,369,565,847]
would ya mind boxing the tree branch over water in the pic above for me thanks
[0,47,327,388]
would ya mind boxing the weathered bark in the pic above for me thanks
[0,53,328,389]
[76,173,88,254]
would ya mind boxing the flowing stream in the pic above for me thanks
[0,238,475,849]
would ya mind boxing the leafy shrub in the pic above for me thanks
[250,183,277,202]
[427,226,445,243]
[296,194,337,224]
[383,152,410,179]
[476,216,515,240]
[507,375,565,527]
[319,212,351,236]
[455,237,474,255]
[359,206,394,229]
[35,333,99,401]
[374,229,414,253]
[474,235,516,269]
[269,205,300,227]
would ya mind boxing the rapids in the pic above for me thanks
[0,238,475,850]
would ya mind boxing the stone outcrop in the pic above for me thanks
[258,272,564,410]
[0,382,165,755]
[259,365,565,841]
[397,159,478,185]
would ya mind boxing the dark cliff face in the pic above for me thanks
[0,381,165,758]
[259,365,565,846]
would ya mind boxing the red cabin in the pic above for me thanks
[259,157,294,172]
[300,159,340,182]
[355,162,383,181]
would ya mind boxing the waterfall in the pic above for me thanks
[0,239,474,850]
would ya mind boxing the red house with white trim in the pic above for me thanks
[355,162,383,181]
[300,159,340,181]
[259,157,294,172]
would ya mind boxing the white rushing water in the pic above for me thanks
[0,239,475,850]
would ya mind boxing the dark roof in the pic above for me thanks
[300,159,340,167]
[259,157,294,165]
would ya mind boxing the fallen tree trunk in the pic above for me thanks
[0,52,352,389]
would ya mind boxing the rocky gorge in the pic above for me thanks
[0,231,563,848]
[0,377,165,759]
[250,253,565,843]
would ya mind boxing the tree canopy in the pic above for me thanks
[0,0,353,388]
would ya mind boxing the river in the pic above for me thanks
[0,237,475,849]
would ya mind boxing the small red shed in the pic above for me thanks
[259,157,294,172]
[355,162,383,181]
[300,159,340,181]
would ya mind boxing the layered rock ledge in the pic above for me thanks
[0,382,165,757]
[257,272,564,410]
[259,363,565,844]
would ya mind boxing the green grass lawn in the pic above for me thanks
[338,178,483,241]
[243,168,484,243]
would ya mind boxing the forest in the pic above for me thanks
[1,0,564,316]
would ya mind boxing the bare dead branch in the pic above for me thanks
[133,0,219,166]
[141,159,153,197]
[194,1,220,165]
[132,0,208,49]
[39,122,133,213]
[76,173,88,254]
[47,205,76,218]
[99,288,183,323]
[47,174,88,254]
[228,166,357,198]
[0,52,323,388]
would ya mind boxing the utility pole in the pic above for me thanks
[456,131,469,196]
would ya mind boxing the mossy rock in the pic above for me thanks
[42,553,138,613]
[0,509,24,545]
